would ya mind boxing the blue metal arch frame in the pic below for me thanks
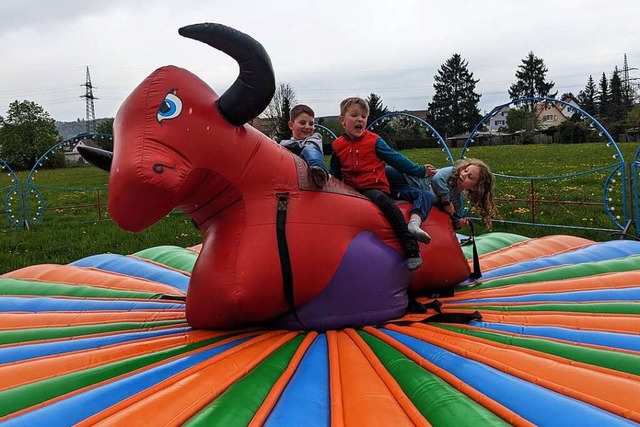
[314,124,338,141]
[368,112,454,165]
[24,133,112,227]
[0,158,23,228]
[465,97,626,231]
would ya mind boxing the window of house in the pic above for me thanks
[543,115,556,121]
[494,120,506,126]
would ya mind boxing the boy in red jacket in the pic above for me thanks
[330,97,434,270]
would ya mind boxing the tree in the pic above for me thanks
[427,53,482,137]
[95,118,115,151]
[365,93,391,139]
[0,100,63,170]
[506,107,538,133]
[577,75,597,116]
[609,67,625,123]
[597,72,610,121]
[627,106,640,128]
[95,118,114,135]
[262,82,297,139]
[626,106,640,141]
[508,52,557,103]
[366,93,389,124]
[274,97,292,141]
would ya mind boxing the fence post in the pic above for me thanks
[626,162,636,235]
[96,189,102,220]
[530,178,536,224]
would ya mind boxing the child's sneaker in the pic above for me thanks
[408,220,431,244]
[309,166,328,188]
[406,254,423,271]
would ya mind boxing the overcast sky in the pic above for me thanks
[1,0,638,123]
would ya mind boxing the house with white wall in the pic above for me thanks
[486,105,510,131]
[559,95,580,118]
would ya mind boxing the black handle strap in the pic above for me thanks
[454,213,482,281]
[276,193,305,328]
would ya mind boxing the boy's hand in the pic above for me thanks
[455,217,470,228]
[424,164,437,177]
[443,203,455,217]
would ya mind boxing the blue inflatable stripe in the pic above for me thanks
[0,327,192,364]
[3,336,252,427]
[70,254,189,292]
[382,329,636,426]
[265,335,330,427]
[479,240,640,281]
[473,322,640,353]
[0,296,184,312]
[456,286,640,304]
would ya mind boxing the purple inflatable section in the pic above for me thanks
[271,231,410,330]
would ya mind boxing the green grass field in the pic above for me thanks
[1,141,638,274]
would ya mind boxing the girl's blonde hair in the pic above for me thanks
[449,158,497,228]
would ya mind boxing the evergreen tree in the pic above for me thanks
[275,97,292,141]
[95,118,115,151]
[95,119,114,135]
[597,72,610,121]
[508,51,557,103]
[427,53,482,137]
[0,100,63,170]
[609,67,625,122]
[577,75,597,116]
[366,93,389,125]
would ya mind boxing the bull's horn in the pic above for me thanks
[77,145,112,172]
[178,23,275,126]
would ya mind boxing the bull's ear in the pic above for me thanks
[77,145,112,172]
[179,23,275,126]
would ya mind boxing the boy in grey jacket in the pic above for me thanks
[280,104,329,187]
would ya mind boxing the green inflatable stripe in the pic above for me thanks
[0,319,186,346]
[185,334,305,427]
[462,255,640,291]
[0,333,236,417]
[461,232,529,259]
[134,246,198,273]
[0,278,161,299]
[435,324,640,376]
[457,302,640,315]
[358,331,509,426]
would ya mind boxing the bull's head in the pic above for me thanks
[79,23,275,231]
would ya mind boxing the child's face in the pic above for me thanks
[457,164,481,191]
[340,105,368,139]
[288,113,315,140]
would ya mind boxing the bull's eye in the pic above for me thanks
[157,93,183,122]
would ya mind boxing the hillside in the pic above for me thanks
[55,118,111,140]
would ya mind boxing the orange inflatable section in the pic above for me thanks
[330,331,424,426]
[476,235,593,273]
[0,330,218,391]
[2,264,184,297]
[386,324,640,423]
[448,270,640,302]
[365,327,535,427]
[78,332,296,426]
